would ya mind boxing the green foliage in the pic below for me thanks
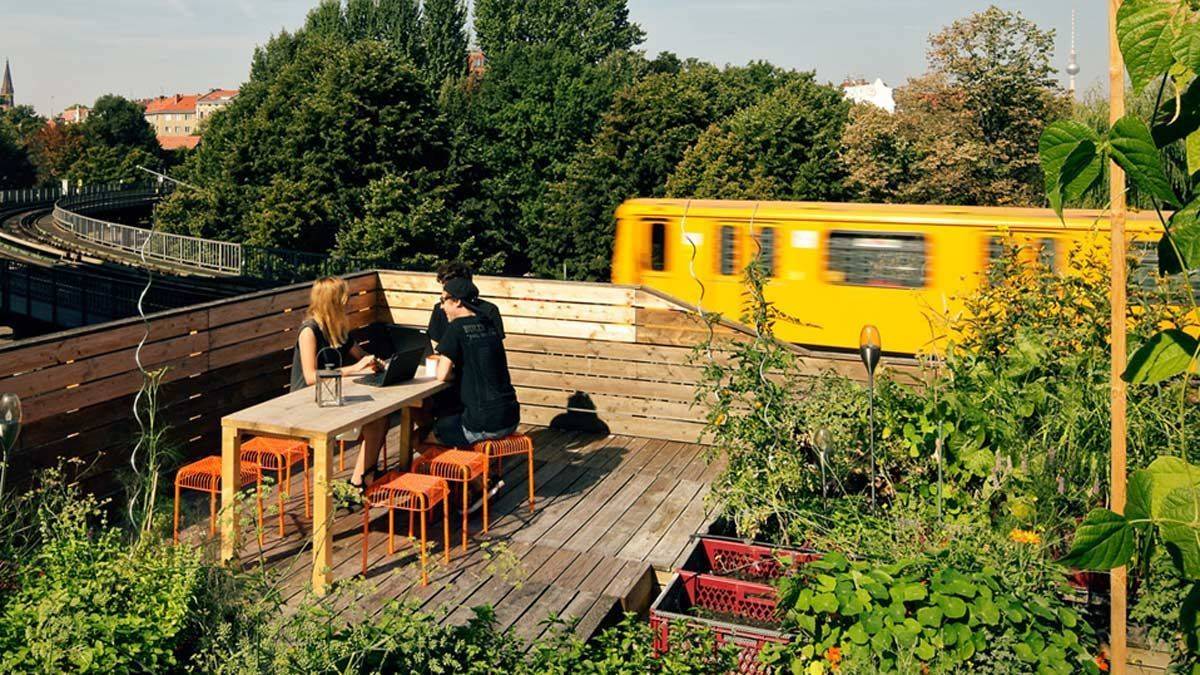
[666,74,849,201]
[84,95,159,154]
[0,491,205,673]
[843,6,1068,207]
[536,61,796,279]
[768,538,1098,674]
[473,0,645,64]
[423,0,468,83]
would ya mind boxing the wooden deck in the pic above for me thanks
[183,424,723,639]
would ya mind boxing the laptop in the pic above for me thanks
[359,344,427,387]
[386,324,434,359]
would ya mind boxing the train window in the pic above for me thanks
[648,222,666,271]
[986,236,1007,264]
[719,226,737,275]
[1131,240,1160,292]
[752,227,775,276]
[827,231,927,288]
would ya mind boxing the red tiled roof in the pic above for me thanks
[198,88,238,103]
[157,135,200,150]
[145,94,199,115]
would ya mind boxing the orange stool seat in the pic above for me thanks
[363,471,451,585]
[240,436,310,536]
[174,455,263,544]
[413,449,489,551]
[472,433,535,512]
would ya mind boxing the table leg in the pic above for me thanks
[219,427,241,562]
[312,434,333,596]
[398,406,414,471]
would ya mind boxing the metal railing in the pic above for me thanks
[54,184,245,274]
[46,184,387,282]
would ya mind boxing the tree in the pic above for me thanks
[666,74,850,201]
[454,45,645,273]
[0,126,35,189]
[533,61,797,279]
[335,171,466,268]
[473,0,644,63]
[84,95,159,155]
[422,0,467,83]
[158,37,448,252]
[27,122,85,186]
[840,6,1067,206]
[842,74,993,205]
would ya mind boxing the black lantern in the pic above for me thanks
[859,325,881,509]
[315,347,343,408]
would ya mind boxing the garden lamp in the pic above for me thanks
[859,325,881,508]
[0,392,21,500]
[315,348,344,408]
[813,426,833,501]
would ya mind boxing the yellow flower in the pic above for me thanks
[1008,528,1041,545]
[807,662,826,675]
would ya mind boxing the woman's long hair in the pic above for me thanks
[307,277,350,348]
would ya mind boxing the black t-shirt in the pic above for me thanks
[436,314,520,432]
[428,298,505,344]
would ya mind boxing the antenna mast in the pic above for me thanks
[1067,8,1081,95]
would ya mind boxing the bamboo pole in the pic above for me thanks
[1108,0,1129,671]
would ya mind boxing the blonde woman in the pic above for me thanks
[290,277,384,494]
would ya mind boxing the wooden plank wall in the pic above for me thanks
[378,272,811,444]
[0,271,379,494]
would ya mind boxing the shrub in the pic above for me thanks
[0,491,205,673]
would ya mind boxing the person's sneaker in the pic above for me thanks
[466,480,505,515]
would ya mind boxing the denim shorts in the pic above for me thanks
[434,414,518,448]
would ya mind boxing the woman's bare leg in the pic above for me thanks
[352,418,388,485]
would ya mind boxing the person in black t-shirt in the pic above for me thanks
[428,278,520,450]
[424,262,504,427]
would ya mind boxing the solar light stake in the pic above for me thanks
[0,393,21,501]
[859,325,881,509]
[814,427,833,502]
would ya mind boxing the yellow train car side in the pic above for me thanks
[611,199,1162,354]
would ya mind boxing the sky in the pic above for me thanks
[2,1,1111,118]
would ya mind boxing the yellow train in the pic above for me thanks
[610,199,1163,354]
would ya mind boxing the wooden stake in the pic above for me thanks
[1108,0,1129,671]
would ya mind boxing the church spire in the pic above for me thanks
[0,60,12,110]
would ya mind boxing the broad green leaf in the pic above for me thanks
[1161,200,1200,273]
[1058,139,1103,208]
[1160,486,1200,578]
[914,640,935,661]
[1173,19,1200,74]
[1127,468,1155,524]
[1189,130,1200,176]
[1059,508,1135,570]
[1180,583,1200,652]
[1118,0,1177,93]
[1153,77,1200,147]
[1057,606,1078,629]
[1110,115,1180,207]
[1122,329,1199,384]
[917,605,943,627]
[812,592,838,613]
[974,597,1000,626]
[937,594,967,619]
[1039,121,1104,217]
[1013,643,1036,663]
[846,622,869,645]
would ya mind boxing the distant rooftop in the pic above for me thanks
[198,88,238,104]
[158,134,200,150]
[843,77,895,113]
[145,94,199,115]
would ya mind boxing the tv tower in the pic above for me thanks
[1066,8,1081,95]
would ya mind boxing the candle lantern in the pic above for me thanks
[315,348,343,408]
[859,325,882,509]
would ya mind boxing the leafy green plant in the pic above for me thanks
[767,544,1099,674]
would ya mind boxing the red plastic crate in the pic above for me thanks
[679,535,822,582]
[651,572,792,674]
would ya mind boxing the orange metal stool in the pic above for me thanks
[240,436,310,536]
[362,471,451,586]
[473,434,535,512]
[174,456,263,544]
[413,449,489,551]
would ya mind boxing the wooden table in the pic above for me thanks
[219,375,447,595]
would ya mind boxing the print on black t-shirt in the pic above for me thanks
[435,315,519,433]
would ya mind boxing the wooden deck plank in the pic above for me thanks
[618,479,704,562]
[647,483,713,569]
[592,474,678,556]
[561,470,657,555]
[441,544,559,626]
[533,469,638,550]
